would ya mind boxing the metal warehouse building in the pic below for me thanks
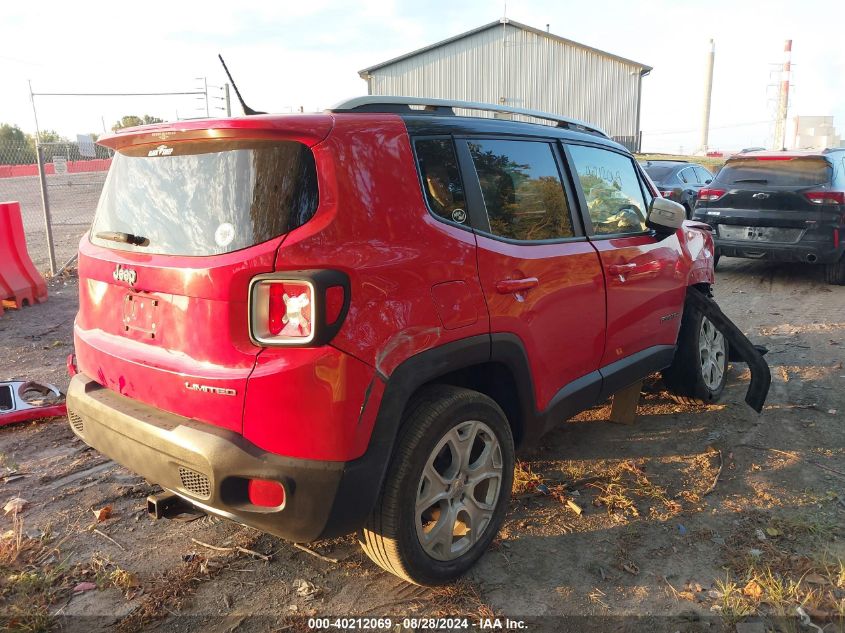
[359,19,652,150]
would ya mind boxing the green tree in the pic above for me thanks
[112,114,164,131]
[0,123,28,144]
[37,130,65,143]
[0,124,36,164]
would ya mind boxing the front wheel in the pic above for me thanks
[662,296,729,405]
[359,385,514,585]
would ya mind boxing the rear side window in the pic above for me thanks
[414,139,467,225]
[694,165,713,183]
[678,167,696,184]
[568,145,648,235]
[467,139,574,241]
[91,140,318,256]
[717,158,832,187]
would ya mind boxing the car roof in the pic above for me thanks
[732,149,843,160]
[97,112,628,155]
[400,114,628,151]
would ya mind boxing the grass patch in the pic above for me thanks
[0,518,75,633]
[429,579,496,620]
[636,152,726,171]
[714,513,845,624]
[588,460,681,520]
[512,461,543,496]
[115,528,266,632]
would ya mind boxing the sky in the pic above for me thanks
[2,0,844,154]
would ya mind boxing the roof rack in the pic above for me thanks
[328,96,608,138]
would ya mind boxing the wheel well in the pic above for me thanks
[423,362,524,446]
[690,282,712,297]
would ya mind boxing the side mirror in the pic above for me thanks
[704,178,713,184]
[647,197,685,236]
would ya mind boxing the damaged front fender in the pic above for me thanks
[685,288,771,413]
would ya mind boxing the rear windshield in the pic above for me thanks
[642,164,678,182]
[90,140,318,256]
[716,158,831,187]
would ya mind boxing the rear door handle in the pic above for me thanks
[495,277,539,294]
[607,263,637,276]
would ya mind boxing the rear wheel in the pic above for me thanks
[359,385,514,585]
[663,296,729,405]
[824,254,845,285]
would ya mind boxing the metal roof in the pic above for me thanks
[359,19,653,78]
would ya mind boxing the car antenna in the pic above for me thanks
[217,54,266,115]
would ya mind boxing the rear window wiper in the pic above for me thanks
[95,231,150,247]
[733,178,769,184]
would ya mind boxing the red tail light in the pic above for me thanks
[253,280,315,344]
[248,479,285,508]
[660,190,674,199]
[249,271,349,347]
[804,191,845,205]
[698,188,726,201]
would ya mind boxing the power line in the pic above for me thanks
[31,91,206,97]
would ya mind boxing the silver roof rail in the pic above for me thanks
[328,96,608,137]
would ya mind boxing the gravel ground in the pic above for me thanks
[0,257,843,633]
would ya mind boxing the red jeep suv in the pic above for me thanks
[67,97,720,585]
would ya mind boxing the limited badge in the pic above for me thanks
[451,208,467,224]
[214,222,235,248]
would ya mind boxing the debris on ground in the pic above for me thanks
[294,578,320,601]
[0,380,67,426]
[3,497,27,515]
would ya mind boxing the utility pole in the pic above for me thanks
[773,40,792,150]
[700,39,715,154]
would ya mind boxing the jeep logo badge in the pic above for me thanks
[113,264,137,286]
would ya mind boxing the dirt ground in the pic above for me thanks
[1,258,843,633]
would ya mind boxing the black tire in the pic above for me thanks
[662,294,729,405]
[713,252,721,270]
[683,203,692,220]
[824,254,845,285]
[359,385,514,585]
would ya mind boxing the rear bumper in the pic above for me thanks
[714,239,843,264]
[66,373,352,542]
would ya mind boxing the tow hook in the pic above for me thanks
[147,491,204,521]
[685,288,771,412]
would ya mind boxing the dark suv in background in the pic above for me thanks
[693,149,845,284]
[641,160,714,218]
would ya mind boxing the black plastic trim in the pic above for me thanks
[598,345,676,399]
[318,334,492,538]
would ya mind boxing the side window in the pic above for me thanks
[679,167,697,184]
[567,144,648,236]
[695,165,713,183]
[414,139,467,225]
[466,139,574,241]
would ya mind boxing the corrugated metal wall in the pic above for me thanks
[365,23,643,145]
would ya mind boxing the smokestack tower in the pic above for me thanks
[773,40,792,150]
[700,39,715,154]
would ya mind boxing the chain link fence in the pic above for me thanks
[0,140,113,273]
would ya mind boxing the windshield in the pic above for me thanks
[90,140,318,256]
[716,158,831,187]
